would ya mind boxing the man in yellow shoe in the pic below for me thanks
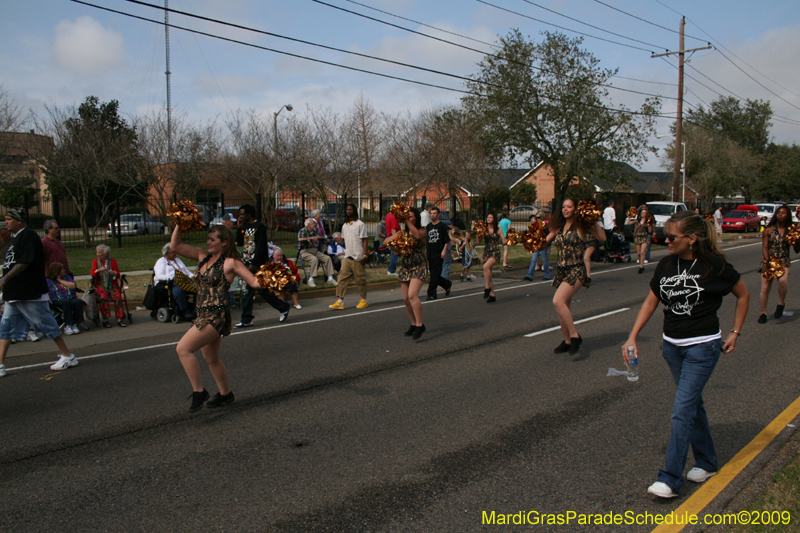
[329,203,369,310]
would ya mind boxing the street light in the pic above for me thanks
[656,135,686,204]
[274,104,293,206]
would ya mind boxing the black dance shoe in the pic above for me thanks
[188,389,209,413]
[554,341,570,354]
[775,304,785,319]
[207,391,235,408]
[757,314,767,324]
[483,288,491,299]
[568,336,582,354]
[487,295,496,303]
[638,268,644,274]
[412,324,426,340]
[404,324,416,336]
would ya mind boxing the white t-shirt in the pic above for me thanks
[153,256,193,282]
[341,219,369,261]
[603,206,616,230]
[420,210,431,228]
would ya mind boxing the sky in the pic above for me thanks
[2,0,799,171]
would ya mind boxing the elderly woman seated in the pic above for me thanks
[154,243,196,320]
[46,261,85,335]
[326,232,345,272]
[297,217,336,288]
[91,244,126,328]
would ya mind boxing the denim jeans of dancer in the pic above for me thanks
[388,250,399,273]
[658,338,722,492]
[526,246,551,279]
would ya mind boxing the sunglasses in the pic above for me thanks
[665,234,688,241]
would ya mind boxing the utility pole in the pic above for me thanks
[652,18,710,202]
[165,0,172,163]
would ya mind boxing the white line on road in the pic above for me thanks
[523,308,630,338]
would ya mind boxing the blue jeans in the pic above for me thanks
[442,261,451,280]
[0,300,63,341]
[172,285,189,313]
[526,246,551,279]
[645,236,652,261]
[388,250,399,273]
[658,338,722,492]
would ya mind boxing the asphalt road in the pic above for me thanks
[2,238,799,532]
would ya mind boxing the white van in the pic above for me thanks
[646,201,688,241]
[755,203,784,226]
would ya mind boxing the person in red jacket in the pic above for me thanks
[91,244,126,327]
[272,249,301,309]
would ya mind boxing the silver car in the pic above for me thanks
[107,213,165,236]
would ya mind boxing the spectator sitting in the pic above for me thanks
[91,244,127,328]
[154,243,195,320]
[298,218,336,288]
[46,261,85,335]
[327,232,346,272]
[272,249,302,309]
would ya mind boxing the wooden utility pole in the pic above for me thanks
[652,18,711,202]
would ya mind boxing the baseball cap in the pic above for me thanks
[224,213,237,222]
[5,207,26,221]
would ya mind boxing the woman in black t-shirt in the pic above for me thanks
[622,211,749,499]
[757,205,799,323]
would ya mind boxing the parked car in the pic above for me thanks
[107,213,164,237]
[787,204,800,223]
[646,201,688,242]
[210,206,240,226]
[721,209,760,233]
[509,205,539,222]
[755,203,784,227]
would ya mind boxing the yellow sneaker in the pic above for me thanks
[329,300,345,310]
[356,299,369,309]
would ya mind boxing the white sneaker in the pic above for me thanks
[64,325,75,335]
[644,260,650,264]
[50,354,78,371]
[294,304,302,310]
[0,364,6,377]
[307,278,316,287]
[686,467,717,483]
[647,481,678,498]
[26,330,43,342]
[386,271,398,276]
[71,325,80,335]
[327,277,338,286]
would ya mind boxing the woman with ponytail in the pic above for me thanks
[622,211,749,499]
[757,204,800,323]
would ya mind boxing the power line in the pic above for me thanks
[337,0,674,88]
[591,0,709,44]
[685,17,800,101]
[343,0,496,48]
[70,0,683,123]
[510,0,667,51]
[711,47,800,113]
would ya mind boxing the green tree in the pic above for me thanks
[37,96,147,246]
[463,30,660,202]
[511,182,537,206]
[756,143,800,201]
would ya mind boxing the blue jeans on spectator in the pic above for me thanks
[645,236,652,262]
[442,261,451,280]
[172,285,189,314]
[52,298,85,326]
[388,250,399,273]
[658,338,722,492]
[526,246,551,279]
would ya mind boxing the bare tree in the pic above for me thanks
[379,110,426,202]
[346,94,384,215]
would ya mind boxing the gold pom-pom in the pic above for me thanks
[390,203,410,223]
[387,230,417,257]
[761,256,786,280]
[703,213,714,222]
[784,224,800,246]
[520,220,547,252]
[506,227,519,246]
[255,263,298,291]
[576,200,602,225]
[627,206,638,219]
[168,200,206,233]
[646,214,656,226]
[473,221,488,238]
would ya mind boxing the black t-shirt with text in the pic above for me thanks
[3,227,49,300]
[236,220,268,268]
[426,221,450,259]
[649,255,740,339]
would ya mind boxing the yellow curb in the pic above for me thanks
[651,394,800,533]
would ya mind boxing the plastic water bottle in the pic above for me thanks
[627,346,639,382]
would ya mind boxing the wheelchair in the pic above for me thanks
[365,246,389,268]
[145,276,196,324]
[50,288,94,331]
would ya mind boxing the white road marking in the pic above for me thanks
[524,308,630,337]
[4,241,763,373]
